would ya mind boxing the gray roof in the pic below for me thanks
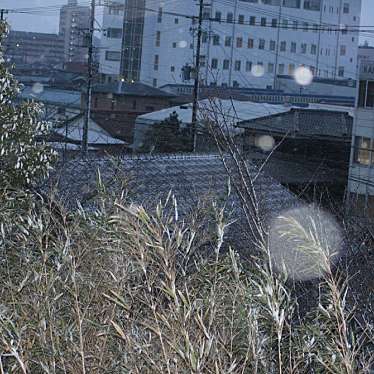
[19,86,81,108]
[49,154,299,225]
[238,107,353,139]
[92,82,176,98]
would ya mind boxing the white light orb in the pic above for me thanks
[178,40,188,48]
[255,135,275,152]
[32,82,44,94]
[294,66,314,86]
[268,205,343,281]
[251,64,265,77]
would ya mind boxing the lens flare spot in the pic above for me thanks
[269,205,343,281]
[251,64,265,77]
[255,135,275,152]
[294,66,314,86]
[178,40,188,48]
[32,82,44,94]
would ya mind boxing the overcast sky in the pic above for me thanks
[1,0,373,44]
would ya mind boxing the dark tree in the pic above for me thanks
[142,112,192,153]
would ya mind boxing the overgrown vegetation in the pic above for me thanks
[1,20,374,373]
[141,112,193,153]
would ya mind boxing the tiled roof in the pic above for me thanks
[49,154,299,224]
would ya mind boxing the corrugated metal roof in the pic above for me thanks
[52,116,125,146]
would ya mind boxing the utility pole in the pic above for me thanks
[191,0,204,152]
[0,9,8,21]
[82,0,95,157]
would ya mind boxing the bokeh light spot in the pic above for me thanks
[251,64,265,77]
[32,82,44,94]
[255,135,275,152]
[269,205,343,281]
[294,66,314,86]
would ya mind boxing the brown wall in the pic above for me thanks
[81,93,173,143]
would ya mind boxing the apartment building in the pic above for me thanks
[99,0,361,89]
[348,60,374,216]
[59,0,90,64]
[4,31,64,68]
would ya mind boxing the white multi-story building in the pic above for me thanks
[348,60,374,216]
[99,0,361,88]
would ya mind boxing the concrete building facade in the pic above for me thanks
[348,60,374,215]
[59,0,90,64]
[4,31,64,68]
[99,0,361,89]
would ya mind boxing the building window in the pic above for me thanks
[155,31,161,46]
[236,37,243,48]
[154,54,159,70]
[250,16,256,25]
[279,64,285,74]
[174,18,179,24]
[211,58,218,69]
[227,12,233,23]
[172,42,177,48]
[248,38,254,49]
[340,45,346,56]
[268,63,274,73]
[272,18,277,27]
[215,11,222,22]
[234,60,241,71]
[213,35,220,45]
[288,64,295,74]
[338,66,344,77]
[246,61,252,72]
[153,78,157,87]
[311,44,317,55]
[354,137,373,166]
[223,59,230,70]
[303,22,309,31]
[358,80,374,108]
[157,7,162,23]
[283,0,301,8]
[343,2,349,13]
[293,20,298,30]
[109,6,120,15]
[259,39,265,49]
[280,41,286,52]
[304,0,321,11]
[202,31,208,43]
[291,42,296,53]
[238,14,245,24]
[225,36,232,47]
[282,19,288,29]
[270,40,276,51]
[261,17,267,26]
[105,51,121,61]
[107,28,122,38]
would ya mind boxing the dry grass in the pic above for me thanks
[0,182,373,374]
